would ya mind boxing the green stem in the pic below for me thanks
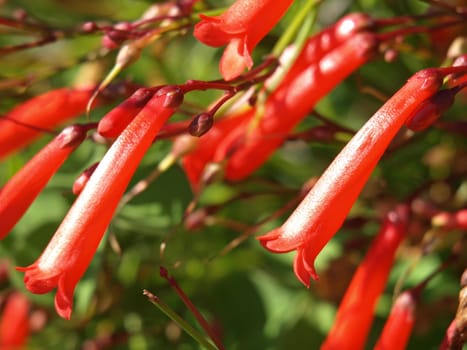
[265,0,321,93]
[272,0,322,57]
[189,7,227,22]
[143,289,219,350]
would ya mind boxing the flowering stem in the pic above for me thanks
[17,88,181,319]
[142,289,219,350]
[159,267,225,350]
[0,35,58,55]
[376,18,467,42]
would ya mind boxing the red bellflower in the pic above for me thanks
[0,292,31,349]
[0,87,94,159]
[183,13,375,189]
[321,208,408,350]
[374,291,416,350]
[258,69,444,286]
[17,87,181,319]
[221,32,377,181]
[194,0,293,81]
[97,87,155,138]
[0,125,89,239]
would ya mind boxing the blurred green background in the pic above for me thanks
[0,0,466,349]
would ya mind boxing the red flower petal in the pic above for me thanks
[17,88,179,319]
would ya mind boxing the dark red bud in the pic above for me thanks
[130,88,156,107]
[248,94,258,106]
[82,21,98,33]
[405,88,457,131]
[156,86,184,108]
[57,125,89,148]
[72,162,99,195]
[102,35,120,50]
[188,113,213,137]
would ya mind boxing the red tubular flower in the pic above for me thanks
[16,87,181,319]
[183,13,375,189]
[270,13,374,88]
[194,0,293,81]
[223,31,378,181]
[374,291,416,350]
[0,292,30,349]
[0,88,94,159]
[0,125,89,239]
[258,69,444,286]
[97,87,155,138]
[321,208,408,350]
[405,86,459,131]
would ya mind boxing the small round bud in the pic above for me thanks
[131,88,156,107]
[82,21,98,33]
[188,113,213,137]
[405,88,457,131]
[384,49,398,63]
[102,35,120,50]
[184,208,208,231]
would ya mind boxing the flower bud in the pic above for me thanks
[156,86,184,108]
[72,162,99,196]
[405,88,457,131]
[188,113,213,137]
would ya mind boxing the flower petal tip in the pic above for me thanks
[257,228,287,252]
[54,276,75,320]
[257,227,301,253]
[18,265,61,295]
[55,297,72,320]
[220,38,252,81]
[194,15,227,47]
[294,249,319,287]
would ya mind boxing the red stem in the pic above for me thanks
[159,267,225,350]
